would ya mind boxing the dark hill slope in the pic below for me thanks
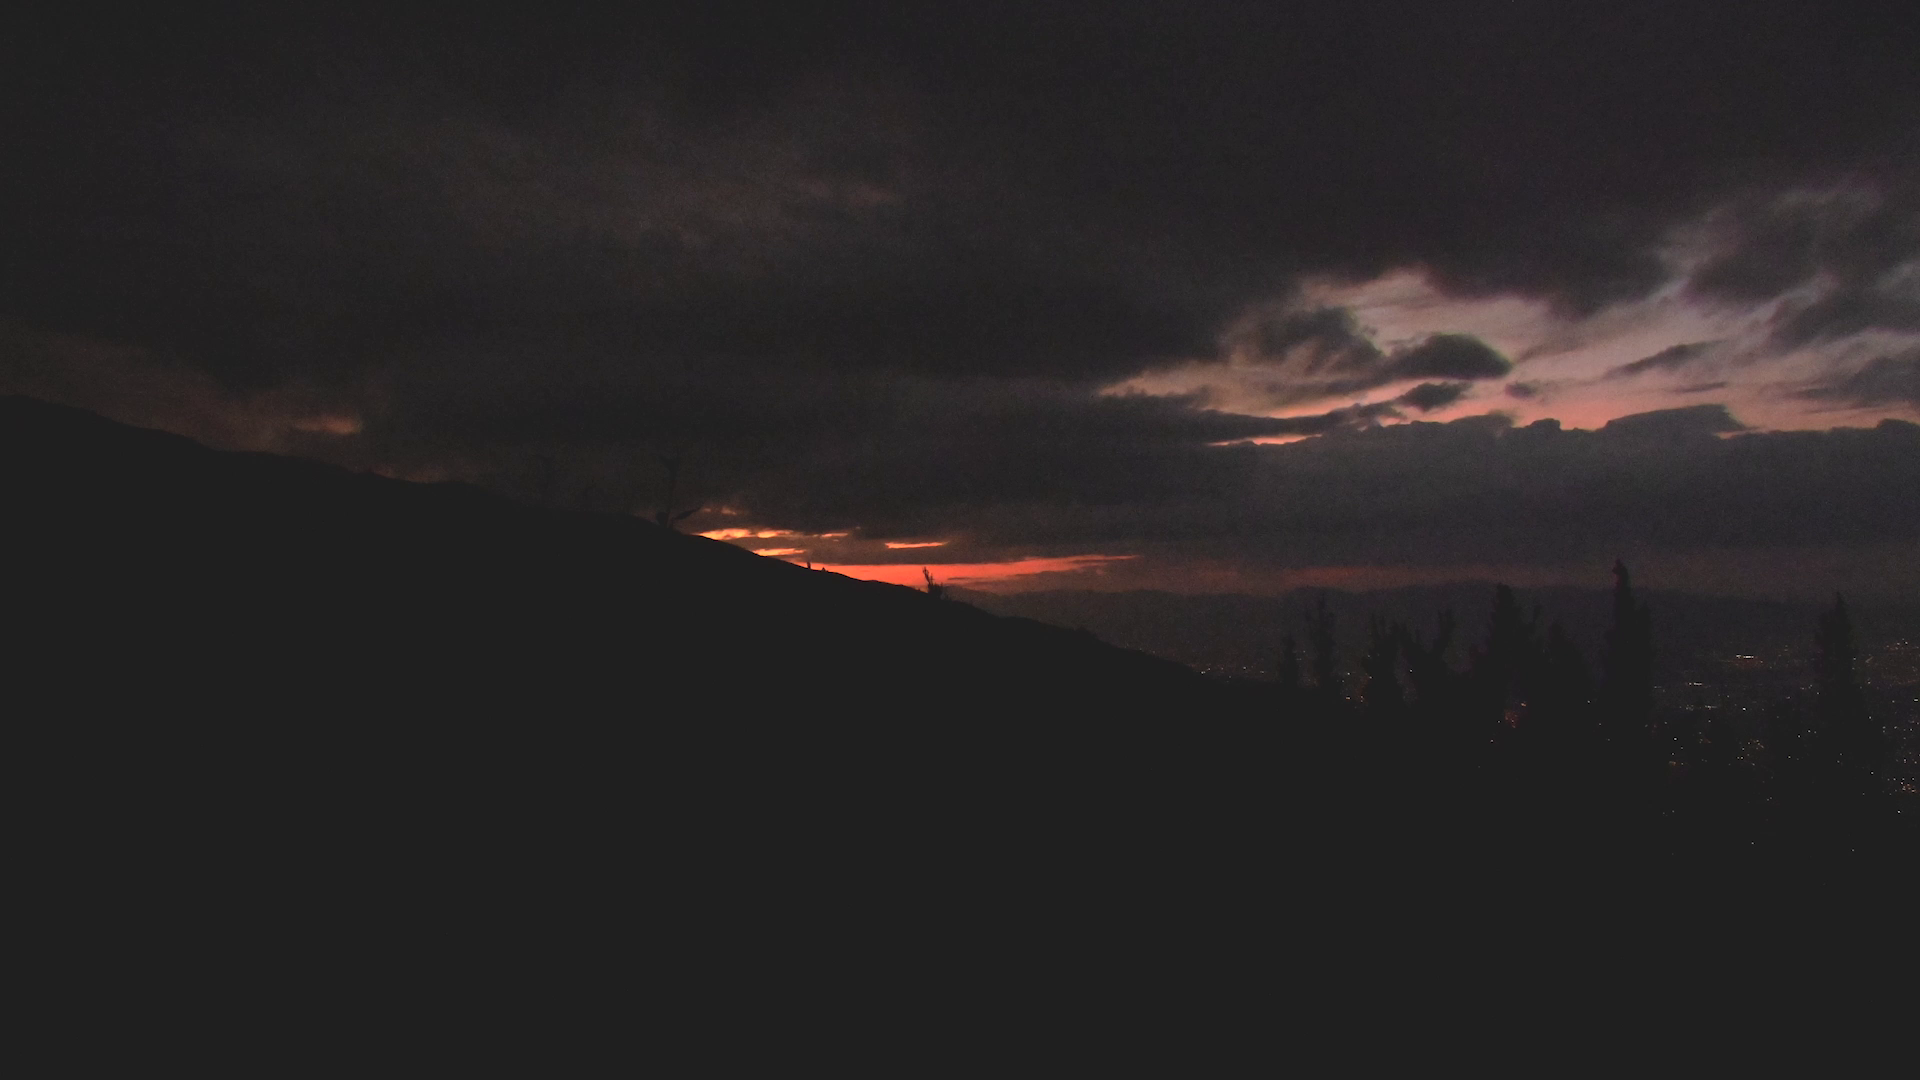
[6,398,1898,1033]
[2,394,1217,722]
[4,397,1298,926]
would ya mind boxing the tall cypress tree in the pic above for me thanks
[1473,585,1543,724]
[1534,621,1593,766]
[1813,595,1884,791]
[1305,595,1339,705]
[1599,560,1654,750]
[1277,634,1302,695]
[1359,615,1405,723]
[1402,609,1456,713]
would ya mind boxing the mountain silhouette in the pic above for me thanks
[6,396,1298,934]
[8,397,1905,1035]
[3,394,1221,718]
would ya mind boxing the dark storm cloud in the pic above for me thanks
[1,23,1205,388]
[4,90,1198,385]
[331,356,1415,530]
[1388,335,1512,382]
[9,3,1920,388]
[1219,313,1508,407]
[1395,382,1471,412]
[1800,351,1920,407]
[1216,412,1920,565]
[1604,341,1718,380]
[5,3,1920,585]
[1267,401,1404,435]
[594,387,1917,578]
[1689,197,1853,302]
[1690,183,1920,300]
[1772,287,1920,347]
[1240,307,1382,372]
[1240,332,1506,410]
[1598,404,1747,438]
[877,409,1920,571]
[1685,180,1920,347]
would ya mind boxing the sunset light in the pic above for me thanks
[803,555,1137,590]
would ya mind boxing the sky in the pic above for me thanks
[5,3,1920,599]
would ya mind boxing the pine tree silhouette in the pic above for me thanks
[1472,585,1543,731]
[1535,621,1593,759]
[1813,594,1884,796]
[1402,609,1457,721]
[1305,595,1339,704]
[1359,615,1405,723]
[1277,634,1302,695]
[1599,560,1654,744]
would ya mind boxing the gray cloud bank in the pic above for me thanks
[837,409,1920,567]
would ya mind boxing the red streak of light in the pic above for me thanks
[801,555,1136,588]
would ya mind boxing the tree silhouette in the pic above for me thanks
[1359,615,1405,723]
[1533,621,1593,760]
[1598,560,1654,749]
[1277,634,1302,695]
[1471,585,1543,731]
[1402,609,1458,724]
[1304,595,1339,704]
[654,456,702,530]
[1813,594,1884,794]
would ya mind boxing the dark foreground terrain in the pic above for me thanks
[6,397,1910,1047]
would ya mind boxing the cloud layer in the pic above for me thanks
[5,5,1920,595]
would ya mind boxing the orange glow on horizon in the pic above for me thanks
[699,527,800,540]
[800,555,1136,589]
